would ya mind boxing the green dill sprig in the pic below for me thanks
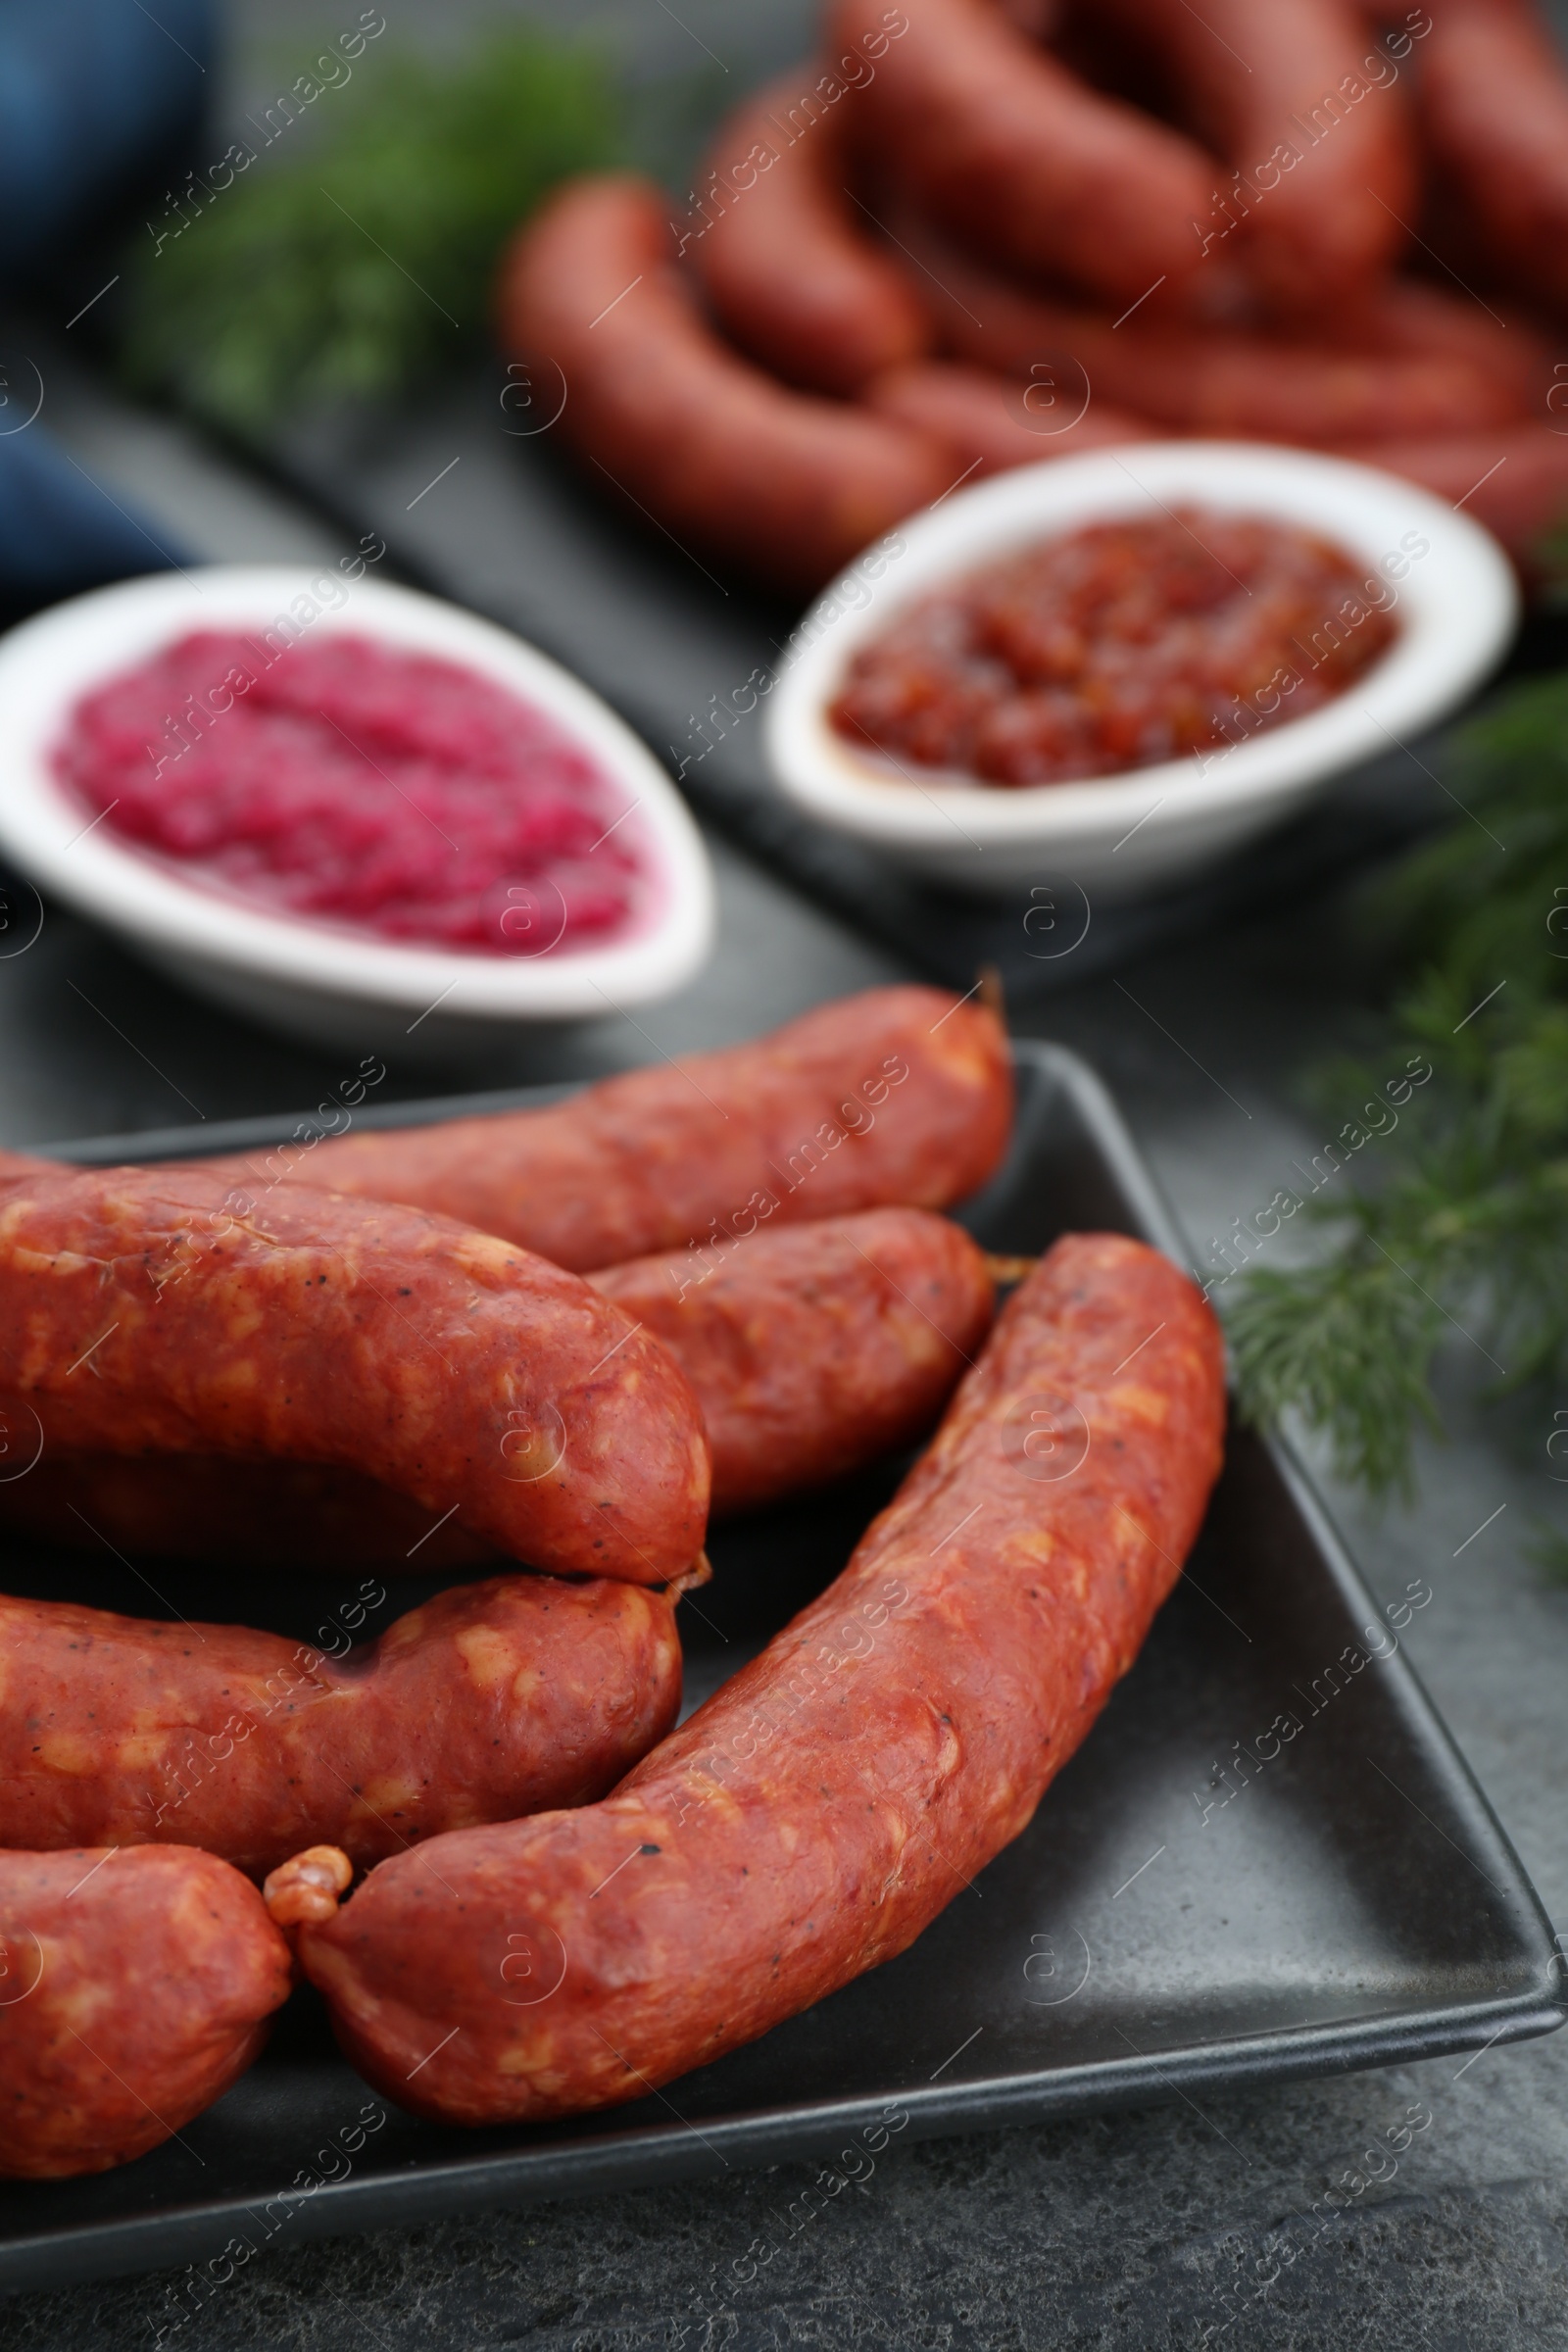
[120,29,625,437]
[1227,671,1568,1500]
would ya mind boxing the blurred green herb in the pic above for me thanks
[121,29,626,437]
[1227,670,1568,1502]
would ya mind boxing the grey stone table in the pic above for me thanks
[6,3,1568,2336]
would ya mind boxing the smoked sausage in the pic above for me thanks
[192,986,1015,1274]
[496,173,951,595]
[0,1208,996,1558]
[593,1206,996,1513]
[892,212,1528,443]
[864,361,1153,477]
[280,1231,1225,2126]
[0,1575,681,1879]
[688,70,933,395]
[1336,425,1568,584]
[0,1167,709,1588]
[828,0,1213,306]
[0,1844,291,2178]
[1414,0,1568,310]
[1320,276,1552,417]
[1089,0,1416,318]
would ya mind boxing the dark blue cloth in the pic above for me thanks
[0,0,216,612]
[0,0,215,275]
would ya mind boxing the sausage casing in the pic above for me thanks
[496,173,951,595]
[689,70,933,395]
[0,1167,709,1587]
[1089,0,1416,317]
[865,361,1154,479]
[593,1206,995,1513]
[286,1232,1225,2125]
[193,985,1014,1273]
[829,0,1213,306]
[0,1208,996,1558]
[1417,0,1568,310]
[0,1576,681,1879]
[881,208,1527,445]
[0,1844,291,2178]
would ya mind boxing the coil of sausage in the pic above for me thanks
[193,986,1014,1274]
[0,1167,710,1588]
[0,1207,996,1559]
[688,69,933,396]
[828,0,1213,307]
[891,213,1528,444]
[1415,0,1568,310]
[0,1844,291,2179]
[864,360,1154,478]
[274,1231,1225,2127]
[0,1575,681,1880]
[594,1205,995,1514]
[1335,425,1568,584]
[496,173,952,595]
[1086,0,1416,318]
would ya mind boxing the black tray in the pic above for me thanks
[1,1042,1560,2297]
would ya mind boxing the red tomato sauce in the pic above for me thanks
[55,630,650,954]
[828,508,1400,786]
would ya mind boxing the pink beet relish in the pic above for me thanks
[54,629,650,955]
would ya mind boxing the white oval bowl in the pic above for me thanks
[0,566,715,1054]
[764,441,1519,904]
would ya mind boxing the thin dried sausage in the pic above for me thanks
[864,361,1153,477]
[193,985,1014,1274]
[280,1232,1225,2125]
[1336,425,1568,583]
[1415,0,1568,310]
[894,212,1528,443]
[0,1844,290,2178]
[1090,0,1416,316]
[496,173,951,594]
[0,1168,709,1588]
[829,0,1214,306]
[689,70,933,395]
[0,1575,681,1879]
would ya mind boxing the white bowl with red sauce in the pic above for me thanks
[764,442,1518,903]
[0,567,715,1054]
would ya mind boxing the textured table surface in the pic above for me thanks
[5,4,1568,2344]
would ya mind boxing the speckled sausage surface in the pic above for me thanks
[0,1167,709,1586]
[0,1843,291,2178]
[192,986,1014,1274]
[286,1232,1225,2127]
[0,1576,681,1879]
[0,1208,995,1560]
[592,1207,995,1513]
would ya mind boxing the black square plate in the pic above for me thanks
[1,1042,1560,2295]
